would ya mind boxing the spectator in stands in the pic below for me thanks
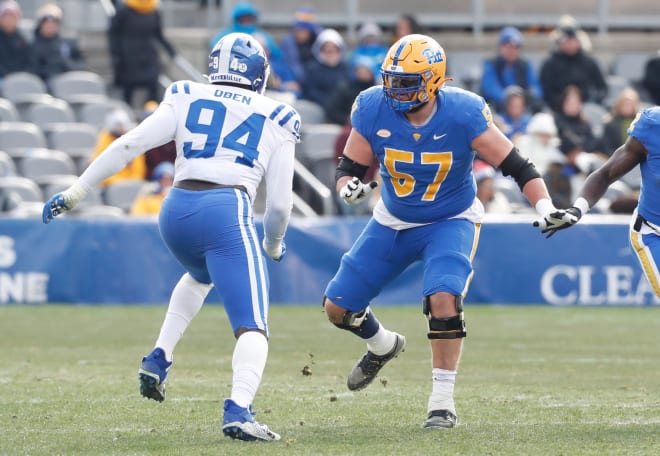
[494,85,531,142]
[554,84,603,163]
[32,3,85,83]
[0,0,35,79]
[480,27,544,113]
[300,28,350,109]
[473,159,512,214]
[539,16,607,112]
[391,14,423,44]
[209,2,278,56]
[515,112,565,176]
[142,100,176,179]
[90,109,146,187]
[253,32,300,99]
[350,22,389,81]
[514,112,569,208]
[279,6,322,84]
[642,50,660,105]
[601,87,641,157]
[130,161,173,215]
[108,0,177,107]
[324,56,377,125]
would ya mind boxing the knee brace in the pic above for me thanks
[333,306,371,330]
[423,295,466,339]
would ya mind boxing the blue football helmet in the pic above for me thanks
[381,34,451,112]
[208,32,270,94]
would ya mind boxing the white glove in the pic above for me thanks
[532,198,582,238]
[339,177,378,206]
[262,238,286,262]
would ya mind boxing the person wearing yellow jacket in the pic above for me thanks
[90,109,146,187]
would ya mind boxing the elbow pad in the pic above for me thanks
[498,147,541,191]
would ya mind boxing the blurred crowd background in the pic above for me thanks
[2,0,660,219]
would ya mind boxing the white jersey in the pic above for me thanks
[78,81,300,203]
[163,81,300,202]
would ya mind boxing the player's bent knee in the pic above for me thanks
[423,295,466,339]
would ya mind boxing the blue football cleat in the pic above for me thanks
[222,399,281,442]
[138,348,172,402]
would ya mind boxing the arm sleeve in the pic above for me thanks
[262,141,295,247]
[78,104,177,188]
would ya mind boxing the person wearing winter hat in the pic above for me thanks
[32,3,86,82]
[481,26,544,113]
[300,28,351,107]
[90,109,146,187]
[0,0,35,78]
[279,6,323,83]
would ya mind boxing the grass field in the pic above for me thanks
[1,304,659,456]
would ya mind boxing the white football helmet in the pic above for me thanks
[208,32,270,94]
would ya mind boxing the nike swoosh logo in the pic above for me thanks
[433,133,447,140]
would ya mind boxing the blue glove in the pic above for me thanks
[42,193,69,224]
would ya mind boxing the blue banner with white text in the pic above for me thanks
[0,215,657,306]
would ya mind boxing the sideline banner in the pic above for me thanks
[0,215,656,305]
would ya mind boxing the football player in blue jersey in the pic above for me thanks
[322,34,570,429]
[41,33,301,442]
[541,106,660,297]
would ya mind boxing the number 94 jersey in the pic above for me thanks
[163,81,301,201]
[351,85,492,224]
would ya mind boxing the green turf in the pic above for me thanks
[1,305,659,455]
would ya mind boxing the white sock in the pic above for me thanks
[155,273,212,361]
[428,368,457,414]
[231,331,268,409]
[366,327,397,356]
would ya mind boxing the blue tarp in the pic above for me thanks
[0,214,657,305]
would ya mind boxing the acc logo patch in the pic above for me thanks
[377,129,391,138]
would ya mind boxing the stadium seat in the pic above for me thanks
[299,123,343,163]
[76,99,136,131]
[0,72,49,103]
[291,99,325,127]
[0,150,17,176]
[46,122,99,173]
[23,98,76,132]
[40,174,103,207]
[611,52,650,83]
[103,179,147,212]
[18,149,77,182]
[0,176,44,202]
[446,51,485,92]
[0,98,19,122]
[0,122,48,158]
[48,71,108,104]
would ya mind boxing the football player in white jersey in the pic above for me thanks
[42,33,301,442]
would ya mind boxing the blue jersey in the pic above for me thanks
[628,107,660,225]
[351,85,492,223]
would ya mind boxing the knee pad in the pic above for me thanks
[423,295,466,339]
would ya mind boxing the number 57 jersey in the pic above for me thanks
[164,81,301,202]
[351,85,492,224]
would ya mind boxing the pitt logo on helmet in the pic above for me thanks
[422,48,444,64]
